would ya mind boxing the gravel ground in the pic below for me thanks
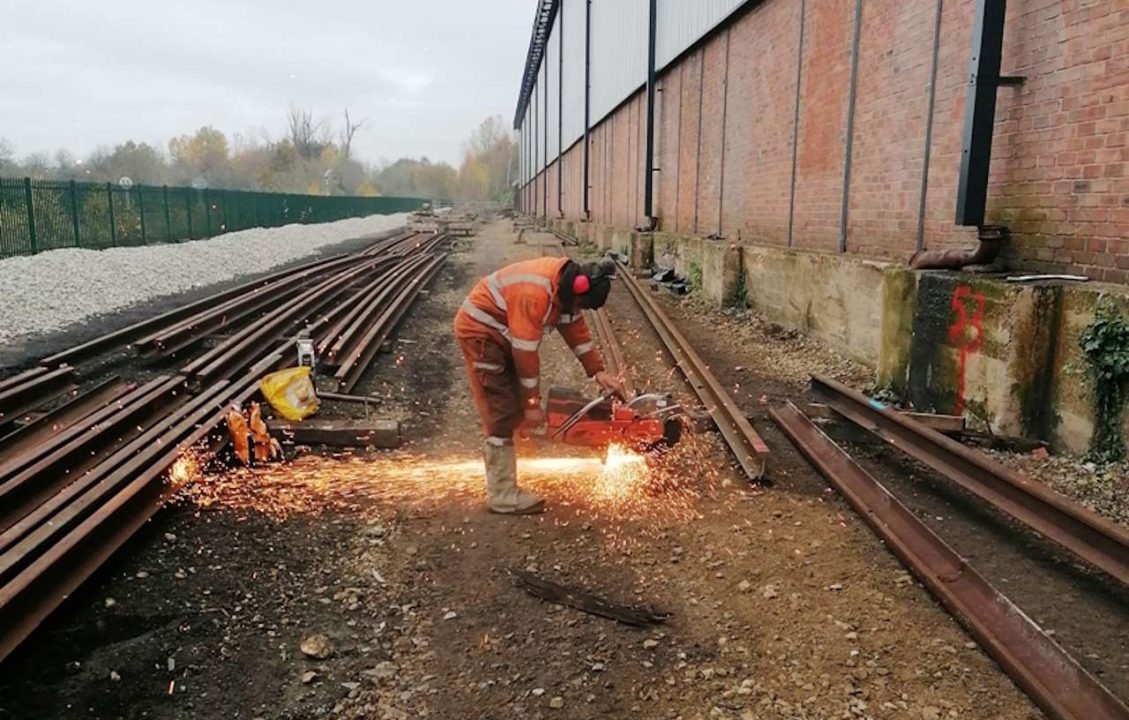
[0,222,1044,720]
[989,450,1129,526]
[0,213,408,345]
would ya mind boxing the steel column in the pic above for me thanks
[787,0,806,247]
[542,61,549,219]
[557,1,564,217]
[916,0,945,249]
[642,0,658,226]
[582,0,592,220]
[839,0,864,253]
[955,0,1008,226]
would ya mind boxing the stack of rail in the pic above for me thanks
[0,230,448,663]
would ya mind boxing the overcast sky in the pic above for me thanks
[0,0,532,166]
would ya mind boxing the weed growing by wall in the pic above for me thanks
[1079,303,1129,463]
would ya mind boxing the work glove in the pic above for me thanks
[593,370,627,402]
[522,406,546,428]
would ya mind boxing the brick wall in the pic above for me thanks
[520,0,1129,280]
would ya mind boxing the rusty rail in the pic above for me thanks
[0,354,276,664]
[588,308,636,398]
[0,366,76,431]
[0,378,130,458]
[771,401,1129,720]
[134,255,363,358]
[334,252,448,392]
[616,264,768,481]
[810,374,1129,589]
[0,226,443,665]
[38,253,352,368]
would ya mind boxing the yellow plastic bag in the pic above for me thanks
[259,367,320,422]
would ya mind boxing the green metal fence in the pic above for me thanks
[0,178,426,258]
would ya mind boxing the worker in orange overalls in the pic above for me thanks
[454,256,624,514]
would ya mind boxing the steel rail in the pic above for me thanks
[587,308,636,398]
[810,374,1129,589]
[0,376,185,532]
[38,253,352,368]
[324,253,433,365]
[135,255,363,357]
[771,401,1129,720]
[314,269,400,359]
[335,253,448,392]
[0,378,129,460]
[616,264,768,481]
[181,257,393,385]
[0,376,236,583]
[0,367,49,394]
[359,231,418,256]
[0,366,76,428]
[0,228,430,664]
[0,353,277,665]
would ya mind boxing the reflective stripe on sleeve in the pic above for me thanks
[519,377,539,389]
[485,273,508,310]
[497,273,553,292]
[460,301,511,339]
[512,336,541,352]
[473,361,504,372]
[571,341,595,357]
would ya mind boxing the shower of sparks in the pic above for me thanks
[168,448,204,487]
[173,430,735,538]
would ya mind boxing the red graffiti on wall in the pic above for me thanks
[947,285,986,415]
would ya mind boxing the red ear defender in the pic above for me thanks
[572,274,591,294]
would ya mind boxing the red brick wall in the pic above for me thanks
[989,0,1129,283]
[726,0,797,246]
[519,0,1129,280]
[792,0,853,254]
[845,0,937,258]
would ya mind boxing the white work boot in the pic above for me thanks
[483,438,545,515]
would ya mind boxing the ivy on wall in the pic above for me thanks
[1079,303,1129,463]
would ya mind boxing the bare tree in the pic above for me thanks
[339,108,368,162]
[286,105,327,160]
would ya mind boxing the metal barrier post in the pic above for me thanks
[185,190,193,240]
[137,184,147,243]
[69,180,80,247]
[106,182,116,246]
[23,178,37,253]
[163,185,172,241]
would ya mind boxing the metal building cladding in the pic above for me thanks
[512,0,1129,283]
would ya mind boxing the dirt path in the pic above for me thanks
[0,221,1042,720]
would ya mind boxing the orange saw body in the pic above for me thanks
[545,387,682,453]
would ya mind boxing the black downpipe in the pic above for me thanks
[955,0,1011,226]
[542,62,549,219]
[533,82,539,217]
[582,0,592,220]
[642,0,658,229]
[558,1,564,217]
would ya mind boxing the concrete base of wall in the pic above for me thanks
[548,217,1129,456]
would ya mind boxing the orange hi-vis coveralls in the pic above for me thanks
[454,256,605,438]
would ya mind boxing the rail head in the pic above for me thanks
[810,373,1129,590]
[771,400,1129,720]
